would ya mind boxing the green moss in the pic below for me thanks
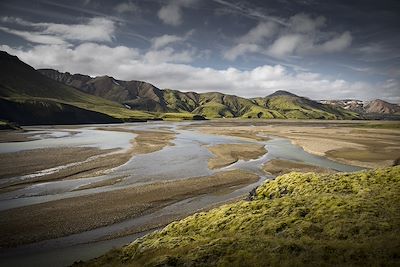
[81,166,400,267]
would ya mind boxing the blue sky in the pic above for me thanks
[0,0,399,102]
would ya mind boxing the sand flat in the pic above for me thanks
[0,170,258,248]
[207,143,267,169]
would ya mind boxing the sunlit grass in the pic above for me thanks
[81,166,400,266]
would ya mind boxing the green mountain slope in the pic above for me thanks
[253,90,360,119]
[0,51,155,124]
[81,166,400,266]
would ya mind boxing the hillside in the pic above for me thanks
[365,99,400,114]
[40,69,360,120]
[80,166,400,266]
[0,51,156,125]
[320,99,400,120]
[39,69,168,112]
[253,90,360,120]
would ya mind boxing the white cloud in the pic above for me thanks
[224,13,352,60]
[238,21,278,44]
[2,43,396,102]
[144,47,196,63]
[158,0,196,26]
[318,31,352,52]
[224,21,277,60]
[267,34,304,58]
[151,34,185,49]
[224,43,260,61]
[0,17,116,43]
[114,1,139,14]
[0,26,66,45]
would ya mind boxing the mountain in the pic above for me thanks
[0,51,156,125]
[80,166,400,266]
[39,68,359,120]
[320,99,400,120]
[364,99,400,114]
[2,50,387,125]
[252,91,360,120]
[38,69,168,112]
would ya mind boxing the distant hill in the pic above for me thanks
[39,69,360,120]
[0,51,156,125]
[365,99,400,114]
[252,91,360,120]
[320,99,400,120]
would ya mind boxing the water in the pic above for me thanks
[0,121,365,267]
[0,127,134,153]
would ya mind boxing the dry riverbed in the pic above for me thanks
[191,120,400,168]
[0,128,176,190]
[207,143,267,169]
[263,159,334,176]
[0,170,258,248]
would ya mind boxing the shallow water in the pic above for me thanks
[0,127,134,153]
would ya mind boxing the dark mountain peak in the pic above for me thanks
[267,90,298,98]
[0,50,18,60]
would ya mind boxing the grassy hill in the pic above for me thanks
[0,51,155,124]
[253,90,360,120]
[80,166,400,266]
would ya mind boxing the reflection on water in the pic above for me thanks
[0,128,134,153]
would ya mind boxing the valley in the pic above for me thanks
[0,119,398,266]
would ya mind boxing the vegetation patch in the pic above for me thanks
[80,166,400,266]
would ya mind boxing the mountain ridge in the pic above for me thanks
[0,51,156,125]
[1,50,398,125]
[38,68,361,120]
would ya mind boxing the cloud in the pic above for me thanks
[212,0,287,26]
[3,43,396,103]
[0,17,116,44]
[239,21,278,44]
[224,13,352,60]
[267,34,304,57]
[144,47,196,63]
[157,0,196,26]
[318,31,352,52]
[114,1,139,14]
[151,34,185,49]
[0,26,67,45]
[224,21,277,60]
[224,43,260,61]
[289,13,326,33]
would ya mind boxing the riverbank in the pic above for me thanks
[0,170,258,248]
[191,120,400,168]
[0,128,176,190]
[79,166,400,267]
[262,159,334,175]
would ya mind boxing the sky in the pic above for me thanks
[0,0,399,102]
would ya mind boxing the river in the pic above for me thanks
[0,121,364,266]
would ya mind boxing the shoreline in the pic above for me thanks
[0,170,259,248]
[0,128,177,190]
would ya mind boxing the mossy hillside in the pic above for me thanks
[253,95,360,120]
[82,166,400,266]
